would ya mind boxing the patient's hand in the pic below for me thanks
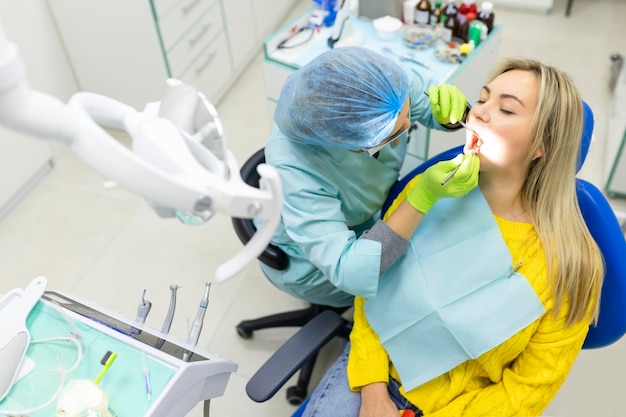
[359,382,399,417]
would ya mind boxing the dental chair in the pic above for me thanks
[241,101,626,415]
[231,148,350,405]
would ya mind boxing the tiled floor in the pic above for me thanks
[1,0,626,416]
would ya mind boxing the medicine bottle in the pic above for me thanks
[430,1,443,25]
[441,6,459,42]
[457,0,477,28]
[440,0,458,25]
[477,1,495,33]
[468,19,488,45]
[459,12,476,42]
[415,0,432,25]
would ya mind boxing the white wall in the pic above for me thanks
[0,0,79,159]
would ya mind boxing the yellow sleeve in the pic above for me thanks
[424,305,590,417]
[383,176,421,221]
[346,296,391,391]
[346,176,422,390]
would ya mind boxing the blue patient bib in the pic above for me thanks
[364,188,545,391]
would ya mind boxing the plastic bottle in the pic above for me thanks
[468,19,488,45]
[403,0,419,24]
[476,1,495,33]
[457,0,477,28]
[414,0,432,25]
[324,0,338,27]
[430,1,443,25]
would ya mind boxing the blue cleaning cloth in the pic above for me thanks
[364,187,545,391]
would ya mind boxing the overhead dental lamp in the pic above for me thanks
[0,22,282,284]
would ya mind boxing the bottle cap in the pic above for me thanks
[481,1,493,11]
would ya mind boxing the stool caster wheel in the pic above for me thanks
[236,325,253,339]
[286,385,306,406]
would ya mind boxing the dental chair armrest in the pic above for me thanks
[246,310,350,402]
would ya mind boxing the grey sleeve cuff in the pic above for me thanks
[361,220,409,275]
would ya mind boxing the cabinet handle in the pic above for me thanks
[189,23,212,46]
[181,0,202,14]
[195,52,217,75]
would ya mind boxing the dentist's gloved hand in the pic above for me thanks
[406,153,479,214]
[428,84,467,125]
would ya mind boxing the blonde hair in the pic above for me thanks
[487,57,604,325]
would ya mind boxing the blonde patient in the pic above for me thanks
[300,57,604,417]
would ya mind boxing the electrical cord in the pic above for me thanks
[0,302,85,417]
[277,26,315,49]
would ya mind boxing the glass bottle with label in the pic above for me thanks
[430,1,443,25]
[457,0,477,28]
[459,12,476,42]
[415,0,432,26]
[441,5,459,42]
[440,0,458,25]
[477,1,495,33]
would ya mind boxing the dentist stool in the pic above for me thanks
[231,148,349,405]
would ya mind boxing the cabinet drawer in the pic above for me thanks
[158,0,216,51]
[152,0,180,19]
[166,3,223,76]
[179,32,232,102]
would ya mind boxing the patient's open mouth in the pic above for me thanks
[469,132,483,153]
[459,120,483,153]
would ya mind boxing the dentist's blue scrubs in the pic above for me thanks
[263,78,443,307]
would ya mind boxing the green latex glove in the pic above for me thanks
[428,84,467,125]
[406,153,480,214]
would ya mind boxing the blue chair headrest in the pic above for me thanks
[577,101,594,172]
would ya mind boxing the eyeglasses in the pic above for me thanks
[365,127,408,156]
[364,106,411,157]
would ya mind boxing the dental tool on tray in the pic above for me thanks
[182,282,211,362]
[155,284,179,349]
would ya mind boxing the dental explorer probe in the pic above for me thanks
[182,282,211,361]
[155,284,179,349]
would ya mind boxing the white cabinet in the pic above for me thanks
[222,0,301,73]
[47,0,301,109]
[489,0,554,13]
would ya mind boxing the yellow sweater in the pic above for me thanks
[347,181,590,416]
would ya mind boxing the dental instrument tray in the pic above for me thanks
[403,25,438,50]
[0,286,237,417]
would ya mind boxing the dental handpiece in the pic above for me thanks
[155,284,179,349]
[183,282,211,361]
[131,289,152,335]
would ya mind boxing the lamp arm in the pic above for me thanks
[0,21,282,283]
